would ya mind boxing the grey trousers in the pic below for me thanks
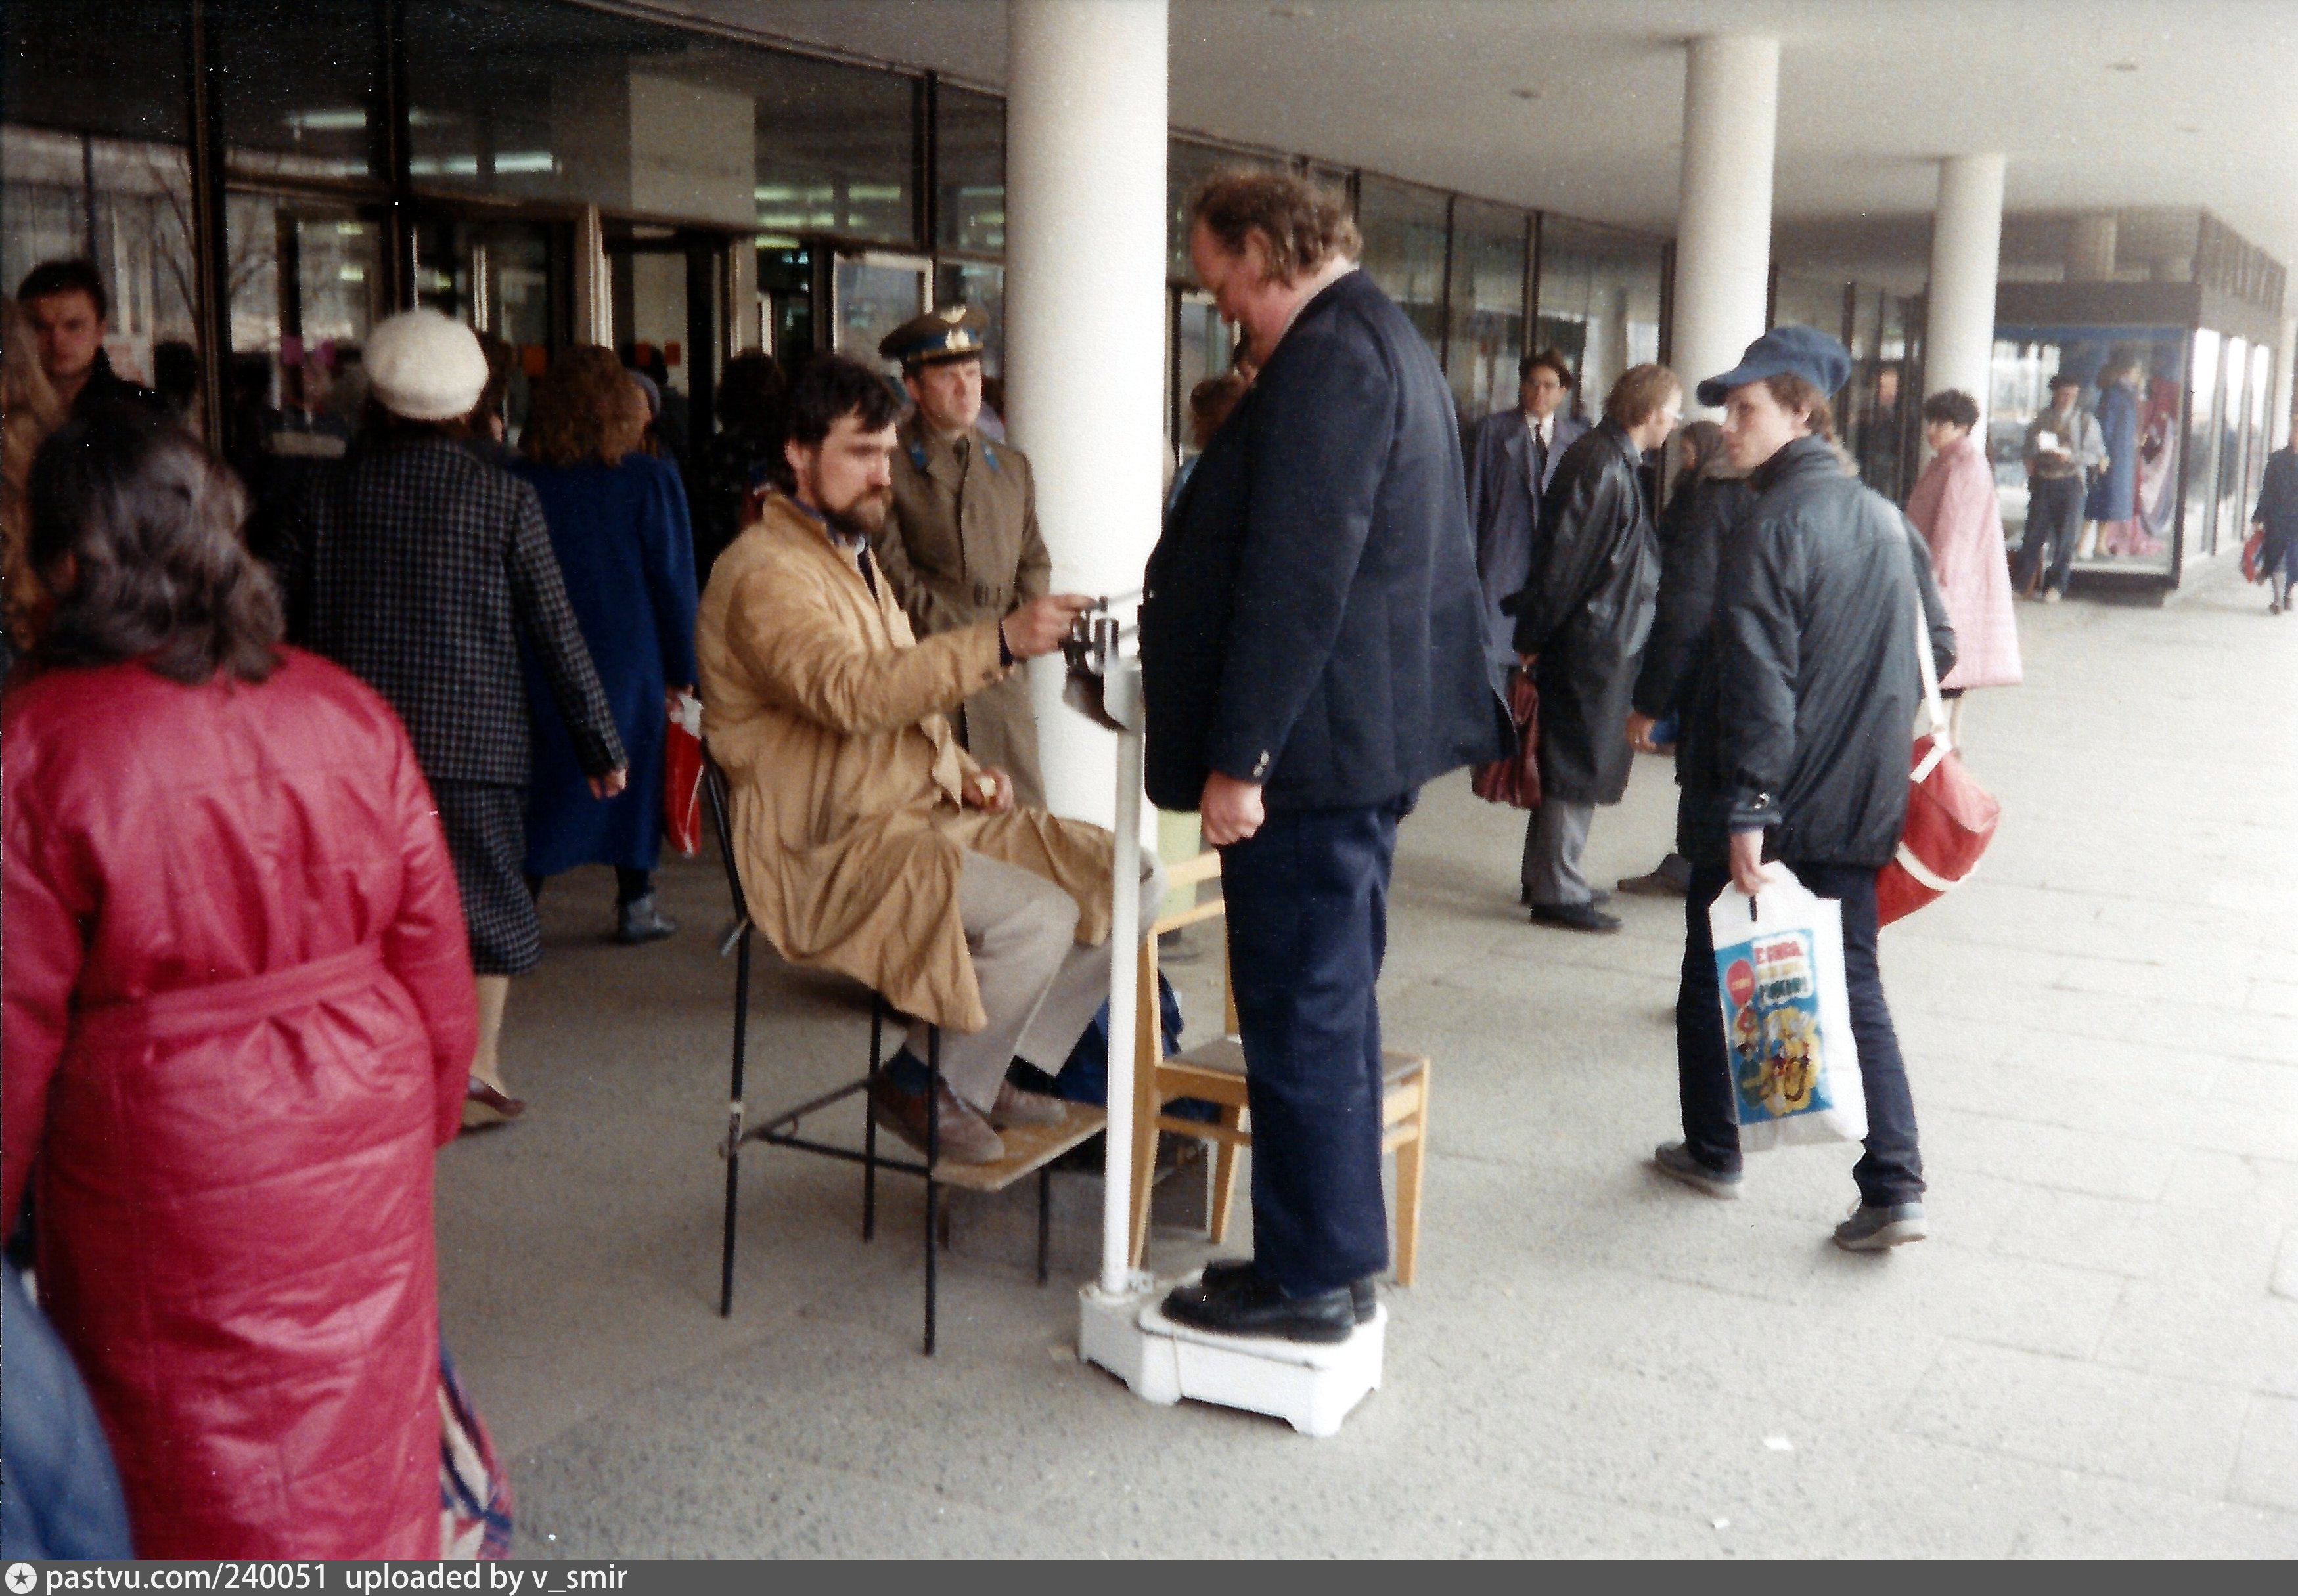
[909,849,1165,1111]
[1521,798,1596,907]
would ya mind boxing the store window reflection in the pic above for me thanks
[215,0,382,184]
[1535,217,1662,420]
[1994,324,2182,575]
[2184,328,2223,559]
[1445,199,1527,421]
[937,87,1004,256]
[2,0,197,402]
[1358,176,1446,349]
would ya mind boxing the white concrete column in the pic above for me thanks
[1924,154,2006,428]
[1672,35,1778,414]
[1004,0,1168,828]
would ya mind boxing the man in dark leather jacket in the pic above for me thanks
[1653,326,1958,1254]
[1507,365,1682,932]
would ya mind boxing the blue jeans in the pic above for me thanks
[2016,474,2086,595]
[1221,801,1404,1297]
[1675,862,1926,1207]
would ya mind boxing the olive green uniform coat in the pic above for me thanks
[875,414,1050,807]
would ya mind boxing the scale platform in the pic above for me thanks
[1079,1272,1385,1438]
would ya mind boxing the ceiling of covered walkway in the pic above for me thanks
[652,0,2298,265]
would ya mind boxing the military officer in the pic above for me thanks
[873,305,1052,807]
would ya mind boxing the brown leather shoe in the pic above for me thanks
[461,1077,526,1132]
[989,1080,1068,1128]
[869,1075,1006,1164]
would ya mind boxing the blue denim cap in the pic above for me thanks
[1695,324,1853,408]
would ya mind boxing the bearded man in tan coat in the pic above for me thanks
[697,354,1161,1163]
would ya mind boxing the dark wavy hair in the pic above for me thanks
[26,403,281,684]
[775,353,901,489]
[1919,389,1980,432]
[523,345,648,468]
[1602,363,1683,430]
[1188,169,1361,285]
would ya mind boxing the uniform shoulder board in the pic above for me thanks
[981,442,999,472]
[909,442,928,472]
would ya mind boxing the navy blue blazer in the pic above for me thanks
[1462,407,1588,671]
[1140,270,1507,813]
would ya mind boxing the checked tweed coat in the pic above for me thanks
[282,437,624,787]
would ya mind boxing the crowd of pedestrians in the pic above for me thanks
[0,152,2136,1549]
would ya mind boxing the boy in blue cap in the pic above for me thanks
[1652,326,1958,1252]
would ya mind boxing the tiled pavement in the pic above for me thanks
[439,569,2296,1557]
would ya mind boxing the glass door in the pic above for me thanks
[606,227,731,472]
[833,250,930,378]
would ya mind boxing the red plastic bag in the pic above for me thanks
[1470,665,1541,809]
[663,691,703,857]
[2241,528,2264,583]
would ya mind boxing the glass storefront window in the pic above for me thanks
[1770,273,1845,345]
[934,260,1004,378]
[1445,198,1527,421]
[3,0,197,402]
[1535,216,1663,421]
[215,0,383,184]
[937,87,1004,256]
[2247,342,2276,515]
[2218,336,2251,554]
[1843,289,1917,500]
[2184,328,2223,558]
[834,252,929,377]
[1993,325,2183,574]
[1358,175,1446,350]
[405,1,912,242]
[1171,289,1233,456]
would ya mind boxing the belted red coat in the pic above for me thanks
[2,648,478,1557]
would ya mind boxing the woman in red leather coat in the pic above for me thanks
[2,406,478,1557]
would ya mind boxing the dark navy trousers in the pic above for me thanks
[1220,801,1403,1297]
[1676,861,1926,1207]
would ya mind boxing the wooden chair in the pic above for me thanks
[1125,851,1430,1285]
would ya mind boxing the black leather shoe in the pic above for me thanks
[1521,885,1609,907]
[1161,1274,1356,1344]
[1530,900,1622,933]
[1198,1259,1376,1323]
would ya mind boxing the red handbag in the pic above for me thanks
[1876,591,1999,927]
[663,690,704,857]
[1471,664,1541,809]
[2241,527,2264,584]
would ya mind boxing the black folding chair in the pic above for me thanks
[704,751,1071,1355]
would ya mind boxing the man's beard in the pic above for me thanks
[823,488,891,540]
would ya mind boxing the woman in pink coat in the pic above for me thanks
[1905,389,2021,738]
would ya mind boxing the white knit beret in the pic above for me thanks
[364,309,489,422]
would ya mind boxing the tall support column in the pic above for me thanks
[1924,154,2006,427]
[1673,35,1778,412]
[2274,314,2296,440]
[1004,0,1169,827]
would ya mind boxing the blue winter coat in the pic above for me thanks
[2086,383,2140,522]
[514,453,699,877]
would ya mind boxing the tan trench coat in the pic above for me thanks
[874,415,1051,807]
[697,494,1112,1035]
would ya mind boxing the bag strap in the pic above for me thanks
[1908,545,1951,756]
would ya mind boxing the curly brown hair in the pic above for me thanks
[1188,169,1360,285]
[28,403,281,684]
[522,345,648,468]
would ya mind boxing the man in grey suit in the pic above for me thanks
[1463,349,1588,674]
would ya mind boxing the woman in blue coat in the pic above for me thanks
[514,347,698,942]
[2085,359,2142,551]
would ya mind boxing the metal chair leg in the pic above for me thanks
[1036,1164,1051,1286]
[718,925,753,1318]
[924,1024,939,1356]
[863,995,882,1243]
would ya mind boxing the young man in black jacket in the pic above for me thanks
[1142,171,1502,1340]
[1654,326,1957,1252]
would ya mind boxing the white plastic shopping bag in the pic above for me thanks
[1707,864,1867,1150]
